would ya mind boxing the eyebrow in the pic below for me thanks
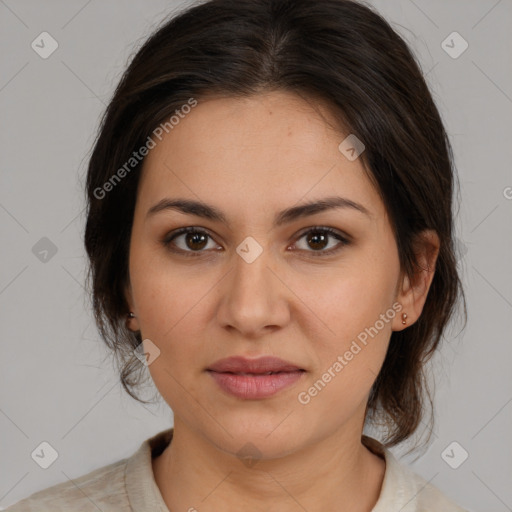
[146,195,371,227]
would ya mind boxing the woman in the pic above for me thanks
[6,0,469,510]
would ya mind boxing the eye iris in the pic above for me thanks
[308,231,328,250]
[186,232,208,250]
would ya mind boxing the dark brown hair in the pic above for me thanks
[84,0,466,448]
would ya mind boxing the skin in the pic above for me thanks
[125,90,439,512]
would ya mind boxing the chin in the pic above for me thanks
[198,413,311,462]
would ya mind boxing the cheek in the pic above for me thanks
[130,238,182,320]
[292,254,398,397]
[299,255,398,344]
[129,247,220,369]
[133,262,210,409]
[293,284,393,423]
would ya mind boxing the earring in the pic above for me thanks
[401,313,407,325]
[128,312,135,318]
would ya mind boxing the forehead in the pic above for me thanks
[136,91,385,223]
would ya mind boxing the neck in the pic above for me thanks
[153,418,386,512]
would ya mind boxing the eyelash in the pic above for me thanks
[161,226,350,258]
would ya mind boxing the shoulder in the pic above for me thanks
[363,436,470,512]
[403,469,469,511]
[4,429,173,512]
[4,456,130,512]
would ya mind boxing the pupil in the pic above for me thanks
[308,232,327,250]
[187,232,207,250]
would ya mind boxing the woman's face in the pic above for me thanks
[126,90,410,458]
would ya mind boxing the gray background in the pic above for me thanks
[1,1,511,510]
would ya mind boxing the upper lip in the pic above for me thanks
[207,356,304,374]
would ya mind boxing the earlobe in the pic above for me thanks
[124,281,140,332]
[393,229,440,331]
[126,311,140,332]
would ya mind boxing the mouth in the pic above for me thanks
[206,356,306,399]
[207,355,304,373]
[219,371,299,375]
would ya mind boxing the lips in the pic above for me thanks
[207,356,303,374]
[206,356,305,399]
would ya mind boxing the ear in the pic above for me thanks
[124,280,140,332]
[393,229,440,331]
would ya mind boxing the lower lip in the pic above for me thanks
[207,370,304,399]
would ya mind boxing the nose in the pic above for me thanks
[215,241,291,339]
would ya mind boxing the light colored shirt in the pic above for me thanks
[5,428,469,511]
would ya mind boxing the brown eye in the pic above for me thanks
[183,231,208,251]
[293,227,350,256]
[163,227,218,255]
[306,231,329,250]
